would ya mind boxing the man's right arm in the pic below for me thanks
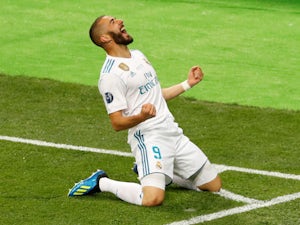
[109,103,156,131]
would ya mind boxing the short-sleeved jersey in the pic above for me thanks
[98,50,174,135]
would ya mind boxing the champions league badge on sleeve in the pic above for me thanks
[105,92,114,104]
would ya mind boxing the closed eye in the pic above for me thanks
[110,18,116,24]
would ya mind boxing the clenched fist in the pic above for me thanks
[187,66,204,87]
[140,103,156,120]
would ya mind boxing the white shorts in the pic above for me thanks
[140,160,218,189]
[189,159,218,186]
[129,122,208,185]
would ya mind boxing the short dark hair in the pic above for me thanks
[89,15,105,47]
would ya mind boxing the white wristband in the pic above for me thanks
[181,80,191,91]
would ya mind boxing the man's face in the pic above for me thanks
[103,16,133,45]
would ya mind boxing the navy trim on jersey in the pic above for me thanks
[102,59,115,73]
[134,130,150,176]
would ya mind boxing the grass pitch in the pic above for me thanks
[0,74,299,224]
[0,0,299,110]
[0,0,300,224]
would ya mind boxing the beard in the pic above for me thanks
[109,31,134,45]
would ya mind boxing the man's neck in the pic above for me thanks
[106,45,131,58]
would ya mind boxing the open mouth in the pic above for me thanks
[121,26,127,34]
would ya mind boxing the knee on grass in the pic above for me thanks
[142,186,165,206]
[198,175,222,192]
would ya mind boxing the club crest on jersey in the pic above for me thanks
[118,63,129,71]
[105,92,114,104]
[156,161,162,170]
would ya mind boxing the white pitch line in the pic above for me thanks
[1,135,299,181]
[1,135,300,224]
[214,164,300,181]
[215,189,263,204]
[0,135,133,157]
[166,192,300,225]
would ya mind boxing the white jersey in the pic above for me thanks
[98,50,174,135]
[98,50,210,182]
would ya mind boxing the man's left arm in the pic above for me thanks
[162,66,204,101]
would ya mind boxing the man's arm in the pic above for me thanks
[109,103,156,131]
[162,66,204,101]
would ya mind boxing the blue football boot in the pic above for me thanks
[68,170,107,196]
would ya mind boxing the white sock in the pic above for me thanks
[173,175,200,191]
[99,178,143,205]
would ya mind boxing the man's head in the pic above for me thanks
[89,15,133,49]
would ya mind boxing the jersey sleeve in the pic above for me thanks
[98,73,128,114]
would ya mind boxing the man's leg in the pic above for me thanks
[140,173,165,206]
[99,177,144,205]
[194,160,222,192]
[173,160,221,192]
[198,175,221,192]
[100,173,165,206]
[69,170,166,206]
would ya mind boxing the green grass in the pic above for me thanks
[0,74,299,224]
[1,0,300,224]
[0,0,299,110]
[1,143,237,225]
